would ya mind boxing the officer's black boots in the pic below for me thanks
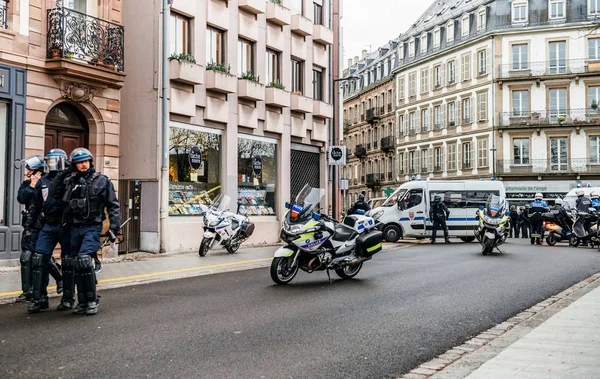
[57,256,75,311]
[76,255,99,316]
[28,253,50,314]
[48,257,63,294]
[16,250,33,303]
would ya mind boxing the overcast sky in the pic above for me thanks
[341,0,434,68]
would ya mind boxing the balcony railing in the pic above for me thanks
[379,106,385,115]
[366,108,380,124]
[47,6,125,71]
[366,173,382,188]
[498,108,600,128]
[497,59,597,80]
[497,159,600,175]
[381,136,394,152]
[354,144,367,158]
[0,2,7,29]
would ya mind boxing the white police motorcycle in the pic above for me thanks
[270,184,383,284]
[199,194,255,256]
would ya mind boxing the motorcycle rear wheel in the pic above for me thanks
[546,234,558,246]
[199,238,212,257]
[335,262,363,279]
[227,242,241,254]
[569,235,580,247]
[270,257,299,284]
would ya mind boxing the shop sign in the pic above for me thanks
[188,146,203,170]
[252,155,262,176]
[328,146,346,165]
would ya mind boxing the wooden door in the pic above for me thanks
[44,129,85,155]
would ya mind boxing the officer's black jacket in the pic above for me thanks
[519,209,530,225]
[509,210,519,223]
[60,167,121,230]
[17,180,35,207]
[349,200,370,214]
[25,171,68,229]
[429,201,449,221]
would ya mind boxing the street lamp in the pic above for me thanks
[331,75,359,219]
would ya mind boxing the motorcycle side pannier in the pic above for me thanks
[241,222,255,237]
[356,229,383,257]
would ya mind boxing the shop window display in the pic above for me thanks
[169,127,221,216]
[238,137,277,216]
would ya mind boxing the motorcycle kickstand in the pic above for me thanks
[495,246,504,254]
[326,268,332,284]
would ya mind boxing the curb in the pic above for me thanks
[397,271,600,379]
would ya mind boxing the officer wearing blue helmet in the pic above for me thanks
[348,194,370,215]
[528,193,549,245]
[56,148,120,316]
[25,149,73,313]
[429,194,450,244]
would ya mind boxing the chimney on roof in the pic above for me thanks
[348,58,353,68]
[362,49,368,59]
[354,56,359,65]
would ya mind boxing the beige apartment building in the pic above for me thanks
[121,0,337,253]
[0,0,125,260]
[341,44,397,208]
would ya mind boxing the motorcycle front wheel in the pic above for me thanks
[199,237,212,257]
[270,256,299,284]
[335,262,363,279]
[481,238,493,255]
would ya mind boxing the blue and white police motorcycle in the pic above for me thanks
[270,184,383,284]
[199,195,255,256]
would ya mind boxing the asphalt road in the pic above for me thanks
[1,239,600,379]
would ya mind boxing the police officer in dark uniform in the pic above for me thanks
[349,194,370,215]
[519,205,530,238]
[529,193,549,245]
[509,205,519,238]
[429,194,450,244]
[60,148,120,316]
[16,156,63,303]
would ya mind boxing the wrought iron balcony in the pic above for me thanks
[497,59,597,80]
[497,159,600,176]
[366,173,381,188]
[354,144,367,158]
[46,6,125,72]
[0,2,7,29]
[498,108,600,129]
[366,108,380,124]
[381,136,394,153]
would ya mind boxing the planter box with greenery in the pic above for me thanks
[168,53,203,85]
[266,0,290,26]
[265,82,290,107]
[291,92,313,113]
[205,62,236,93]
[237,71,265,101]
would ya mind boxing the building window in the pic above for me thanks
[512,44,528,70]
[238,137,277,216]
[291,59,304,94]
[448,143,456,170]
[169,12,190,56]
[513,138,530,165]
[313,67,323,101]
[591,0,600,15]
[512,2,528,23]
[313,0,323,25]
[168,127,222,216]
[434,65,442,88]
[589,86,600,108]
[420,68,429,93]
[291,0,304,15]
[461,53,471,81]
[448,60,456,84]
[409,151,417,174]
[422,148,429,172]
[434,105,442,128]
[461,14,470,37]
[266,50,280,84]
[433,29,440,48]
[477,92,488,121]
[398,76,405,101]
[477,138,488,168]
[549,41,566,74]
[420,34,427,54]
[409,112,416,133]
[463,142,472,169]
[462,97,472,124]
[206,27,224,65]
[421,108,429,131]
[447,21,455,43]
[550,137,568,171]
[408,72,416,97]
[549,88,567,122]
[550,0,565,19]
[512,90,529,116]
[399,152,405,174]
[589,38,600,61]
[477,9,486,31]
[238,39,254,74]
[434,147,443,171]
[477,49,487,75]
[409,40,415,58]
[448,101,456,126]
[399,114,406,134]
[590,136,600,163]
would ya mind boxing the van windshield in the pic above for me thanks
[383,189,406,207]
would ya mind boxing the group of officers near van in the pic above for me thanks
[16,148,120,316]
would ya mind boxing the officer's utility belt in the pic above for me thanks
[43,215,62,225]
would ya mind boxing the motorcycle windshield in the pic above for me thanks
[291,184,325,219]
[485,195,505,218]
[210,194,231,212]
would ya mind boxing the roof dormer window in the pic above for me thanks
[420,33,427,54]
[461,14,470,37]
[433,28,441,48]
[447,21,455,43]
[409,39,415,58]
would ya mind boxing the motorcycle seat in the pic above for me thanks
[332,225,354,242]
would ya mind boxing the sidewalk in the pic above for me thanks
[404,272,600,379]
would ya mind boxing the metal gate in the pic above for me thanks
[290,149,320,200]
[118,180,141,253]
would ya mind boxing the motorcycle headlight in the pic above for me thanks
[483,215,501,225]
[209,221,221,227]
[283,221,304,234]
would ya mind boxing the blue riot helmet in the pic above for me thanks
[70,147,94,165]
[358,194,365,201]
[45,148,68,172]
[433,195,442,202]
[23,155,45,172]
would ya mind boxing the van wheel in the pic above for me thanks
[383,225,401,243]
[460,237,475,243]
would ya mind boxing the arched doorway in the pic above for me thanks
[44,102,89,154]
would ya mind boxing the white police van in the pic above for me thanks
[371,180,506,242]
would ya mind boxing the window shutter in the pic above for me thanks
[486,47,491,74]
[456,101,462,126]
[473,52,478,76]
[442,145,447,172]
[440,63,446,87]
[441,105,446,128]
[416,112,421,133]
[457,142,462,169]
[428,148,433,172]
